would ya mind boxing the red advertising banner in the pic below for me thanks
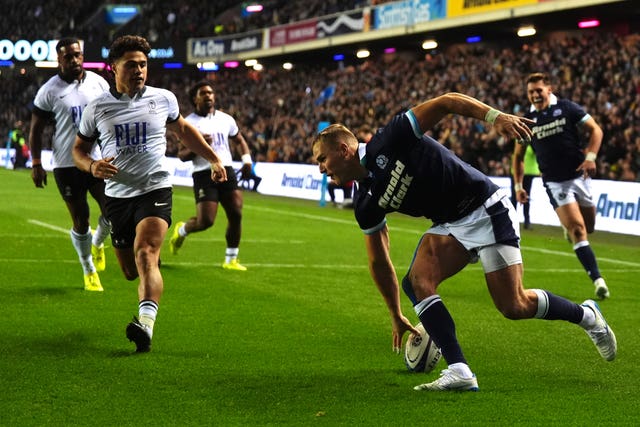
[269,20,318,47]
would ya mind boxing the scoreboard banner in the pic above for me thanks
[447,0,538,17]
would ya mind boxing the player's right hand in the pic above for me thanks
[515,189,529,204]
[31,164,47,188]
[391,314,419,354]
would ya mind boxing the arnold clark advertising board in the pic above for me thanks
[10,150,636,236]
[167,159,639,236]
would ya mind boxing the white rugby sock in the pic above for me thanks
[92,215,111,247]
[448,362,473,379]
[225,247,239,263]
[579,306,596,329]
[70,228,94,274]
[138,300,158,338]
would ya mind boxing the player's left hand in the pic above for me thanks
[31,164,47,188]
[210,161,227,183]
[493,113,534,144]
[391,314,419,354]
[577,159,597,178]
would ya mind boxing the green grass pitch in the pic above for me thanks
[1,168,638,426]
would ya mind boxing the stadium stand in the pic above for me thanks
[1,1,639,181]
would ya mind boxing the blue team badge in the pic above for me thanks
[376,155,388,169]
[553,108,562,117]
[148,100,157,113]
[558,192,567,200]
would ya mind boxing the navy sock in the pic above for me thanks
[414,295,467,365]
[574,243,601,281]
[532,289,583,324]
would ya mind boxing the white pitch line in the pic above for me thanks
[1,257,639,272]
[523,246,640,267]
[27,212,640,269]
[27,219,69,233]
[25,219,303,243]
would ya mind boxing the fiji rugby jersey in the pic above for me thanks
[78,86,179,197]
[32,70,109,168]
[185,110,238,171]
[525,95,591,182]
[354,110,499,234]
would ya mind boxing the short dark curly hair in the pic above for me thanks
[107,35,151,65]
[188,81,214,107]
[56,37,81,54]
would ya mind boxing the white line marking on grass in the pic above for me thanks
[523,247,640,267]
[28,219,68,233]
[27,213,640,269]
[246,207,640,268]
[245,205,430,233]
[26,219,303,243]
[1,258,77,264]
[1,258,638,272]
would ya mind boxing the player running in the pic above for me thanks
[514,72,609,299]
[169,81,253,271]
[29,37,111,292]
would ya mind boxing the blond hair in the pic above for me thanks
[312,124,357,150]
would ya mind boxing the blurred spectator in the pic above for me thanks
[9,120,29,169]
[2,3,639,182]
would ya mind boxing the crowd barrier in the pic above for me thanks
[3,148,638,236]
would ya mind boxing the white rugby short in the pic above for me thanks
[426,190,522,273]
[544,177,594,209]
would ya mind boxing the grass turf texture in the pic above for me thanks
[0,167,638,426]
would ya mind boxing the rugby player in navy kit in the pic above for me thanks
[514,72,609,300]
[312,92,617,391]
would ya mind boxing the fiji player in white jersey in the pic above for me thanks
[169,81,254,271]
[72,36,227,353]
[313,93,616,391]
[29,37,111,292]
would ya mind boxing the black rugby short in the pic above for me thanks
[105,187,172,249]
[53,167,105,202]
[192,166,239,203]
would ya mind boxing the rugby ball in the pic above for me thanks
[404,323,441,373]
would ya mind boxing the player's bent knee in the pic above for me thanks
[401,275,418,305]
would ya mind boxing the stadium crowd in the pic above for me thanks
[159,30,640,182]
[2,1,639,182]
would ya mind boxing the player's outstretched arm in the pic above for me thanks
[410,92,534,142]
[512,143,529,204]
[168,116,227,182]
[364,225,419,353]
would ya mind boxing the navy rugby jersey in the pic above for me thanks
[525,97,590,182]
[354,111,499,234]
